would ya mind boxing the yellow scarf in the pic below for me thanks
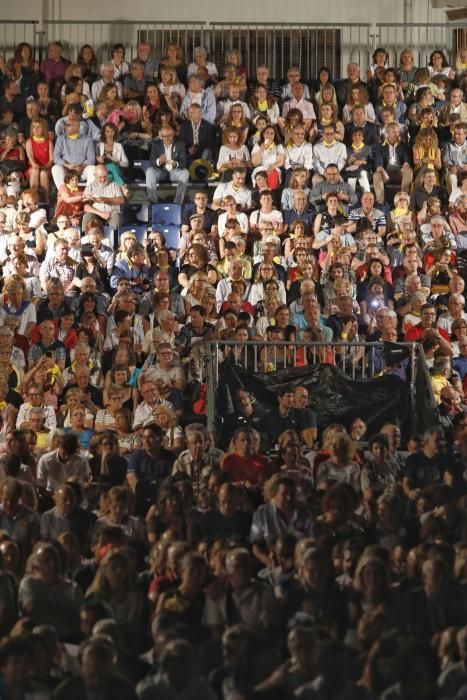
[68,184,79,192]
[382,138,400,147]
[257,99,268,111]
[393,206,409,218]
[414,145,437,162]
[67,133,80,140]
[320,117,332,125]
[32,136,45,143]
[0,401,6,411]
[352,142,365,152]
[324,140,336,148]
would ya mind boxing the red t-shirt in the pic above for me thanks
[222,453,270,485]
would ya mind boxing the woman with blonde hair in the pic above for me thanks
[0,275,36,338]
[316,83,339,120]
[315,432,360,492]
[314,102,344,143]
[342,85,375,124]
[86,547,144,626]
[413,128,441,182]
[115,230,137,262]
[153,404,184,452]
[159,41,187,85]
[158,64,186,104]
[281,167,311,210]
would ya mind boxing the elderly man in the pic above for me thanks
[91,62,123,102]
[373,122,413,204]
[82,165,124,230]
[312,124,347,185]
[39,238,76,295]
[336,62,366,107]
[180,75,216,124]
[438,87,467,126]
[2,235,39,278]
[136,40,159,79]
[123,59,148,101]
[52,120,95,188]
[111,241,150,294]
[281,66,311,101]
[443,124,467,193]
[217,83,251,124]
[377,83,407,124]
[145,126,188,205]
[437,293,467,335]
[247,64,281,100]
[179,103,218,164]
[27,318,67,370]
[284,124,314,172]
[348,191,387,236]
[309,163,357,212]
[280,81,316,133]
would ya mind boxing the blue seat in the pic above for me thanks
[159,224,181,249]
[103,225,115,247]
[151,203,182,227]
[117,225,147,244]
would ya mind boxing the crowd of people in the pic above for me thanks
[0,35,465,700]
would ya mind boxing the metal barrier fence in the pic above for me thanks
[0,21,39,61]
[3,20,465,79]
[375,22,467,68]
[0,20,370,78]
[201,339,430,435]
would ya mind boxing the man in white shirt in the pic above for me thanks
[37,434,90,492]
[280,82,316,133]
[133,379,173,428]
[284,124,314,172]
[82,165,124,230]
[217,83,251,124]
[212,168,252,212]
[91,63,123,102]
[312,123,347,185]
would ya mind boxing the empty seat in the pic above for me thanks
[151,203,182,227]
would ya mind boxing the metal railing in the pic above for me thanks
[0,20,371,78]
[375,22,467,69]
[201,339,429,434]
[2,19,463,81]
[0,21,39,61]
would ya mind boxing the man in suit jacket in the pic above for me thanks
[343,106,378,147]
[438,87,467,126]
[373,122,413,204]
[179,103,218,164]
[145,125,189,204]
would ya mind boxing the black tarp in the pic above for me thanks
[216,360,412,439]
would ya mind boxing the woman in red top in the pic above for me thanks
[222,427,270,485]
[54,170,88,222]
[25,118,53,200]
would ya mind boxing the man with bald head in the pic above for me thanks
[83,165,124,229]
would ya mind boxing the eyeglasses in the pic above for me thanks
[28,393,41,397]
